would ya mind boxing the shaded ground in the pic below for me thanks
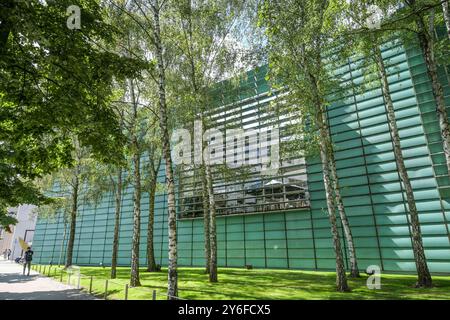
[0,258,97,300]
[35,264,450,300]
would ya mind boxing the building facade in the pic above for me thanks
[31,39,450,273]
[0,205,37,260]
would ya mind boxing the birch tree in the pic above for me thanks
[152,3,179,297]
[125,0,180,298]
[373,44,432,287]
[341,0,433,287]
[107,0,179,299]
[36,140,104,268]
[443,0,450,39]
[259,0,351,291]
[110,167,124,279]
[402,0,450,175]
[168,0,259,282]
[143,124,163,272]
[97,108,129,280]
[117,18,153,287]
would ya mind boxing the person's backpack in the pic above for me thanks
[24,250,33,261]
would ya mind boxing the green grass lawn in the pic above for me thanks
[32,265,450,300]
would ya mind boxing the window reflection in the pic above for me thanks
[177,78,310,218]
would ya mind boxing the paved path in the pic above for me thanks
[0,258,97,300]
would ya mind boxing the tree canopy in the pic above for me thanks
[0,0,146,228]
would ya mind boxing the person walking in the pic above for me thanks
[23,247,33,276]
[7,249,11,260]
[2,250,6,259]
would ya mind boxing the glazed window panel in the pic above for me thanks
[177,80,309,219]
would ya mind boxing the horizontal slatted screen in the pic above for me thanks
[32,40,450,273]
[175,67,309,219]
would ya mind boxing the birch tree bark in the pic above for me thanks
[442,0,450,40]
[406,1,450,175]
[310,72,349,292]
[111,169,122,279]
[150,0,179,299]
[202,166,211,274]
[327,138,360,278]
[323,109,359,277]
[146,175,157,272]
[58,218,68,267]
[130,77,142,287]
[374,45,432,288]
[147,156,161,272]
[319,131,348,291]
[417,18,450,175]
[65,174,79,268]
[204,163,218,282]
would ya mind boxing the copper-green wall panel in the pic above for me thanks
[32,39,450,274]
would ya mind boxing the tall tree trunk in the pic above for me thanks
[442,1,450,40]
[411,3,450,175]
[205,164,218,282]
[325,125,359,277]
[151,0,178,299]
[202,166,211,274]
[374,45,432,288]
[130,139,142,287]
[328,149,359,278]
[319,135,348,291]
[65,175,79,268]
[129,76,141,287]
[59,218,68,267]
[182,2,212,274]
[146,172,158,272]
[310,73,349,292]
[111,169,122,279]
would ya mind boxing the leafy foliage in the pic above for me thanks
[0,0,146,227]
[35,141,108,220]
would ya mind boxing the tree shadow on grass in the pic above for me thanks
[74,267,450,300]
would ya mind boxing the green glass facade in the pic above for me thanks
[32,39,450,273]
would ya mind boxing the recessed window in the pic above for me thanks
[177,82,309,218]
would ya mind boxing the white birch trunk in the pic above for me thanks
[65,174,79,269]
[151,0,178,299]
[205,164,218,282]
[202,166,211,274]
[327,139,360,278]
[374,45,432,288]
[310,73,349,292]
[442,1,450,40]
[111,169,122,279]
[415,12,450,175]
[130,78,141,287]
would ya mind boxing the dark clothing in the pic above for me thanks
[23,261,31,276]
[23,249,33,276]
[24,250,33,262]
